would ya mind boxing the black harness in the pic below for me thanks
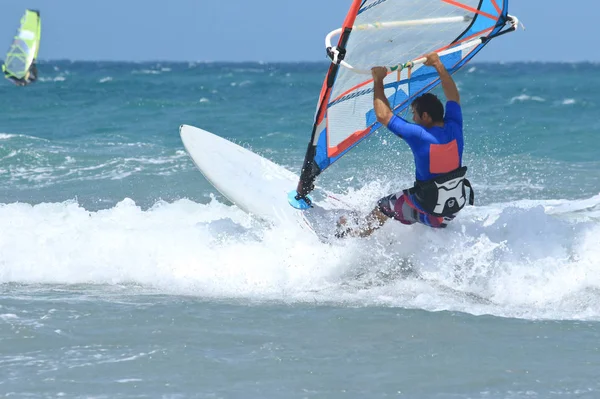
[407,166,475,217]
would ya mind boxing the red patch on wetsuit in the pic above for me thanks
[429,139,459,174]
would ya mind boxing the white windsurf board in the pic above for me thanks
[179,124,346,240]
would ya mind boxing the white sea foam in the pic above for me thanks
[132,69,160,75]
[510,94,546,104]
[38,76,66,82]
[1,192,600,321]
[1,152,189,187]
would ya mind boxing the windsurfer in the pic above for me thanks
[336,52,474,238]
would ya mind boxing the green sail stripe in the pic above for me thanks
[3,9,41,79]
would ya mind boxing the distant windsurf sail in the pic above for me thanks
[2,9,41,82]
[291,0,518,205]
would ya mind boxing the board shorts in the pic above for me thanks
[377,190,456,228]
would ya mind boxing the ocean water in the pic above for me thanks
[1,61,599,398]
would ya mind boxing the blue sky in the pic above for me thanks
[0,1,594,62]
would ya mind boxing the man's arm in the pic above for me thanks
[424,53,460,104]
[371,66,393,126]
[371,66,424,140]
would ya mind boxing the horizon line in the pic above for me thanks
[30,59,600,65]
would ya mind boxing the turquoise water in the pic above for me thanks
[1,61,600,397]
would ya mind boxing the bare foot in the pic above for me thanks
[335,215,352,239]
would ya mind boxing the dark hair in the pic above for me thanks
[411,93,444,122]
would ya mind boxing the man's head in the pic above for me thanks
[411,93,444,127]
